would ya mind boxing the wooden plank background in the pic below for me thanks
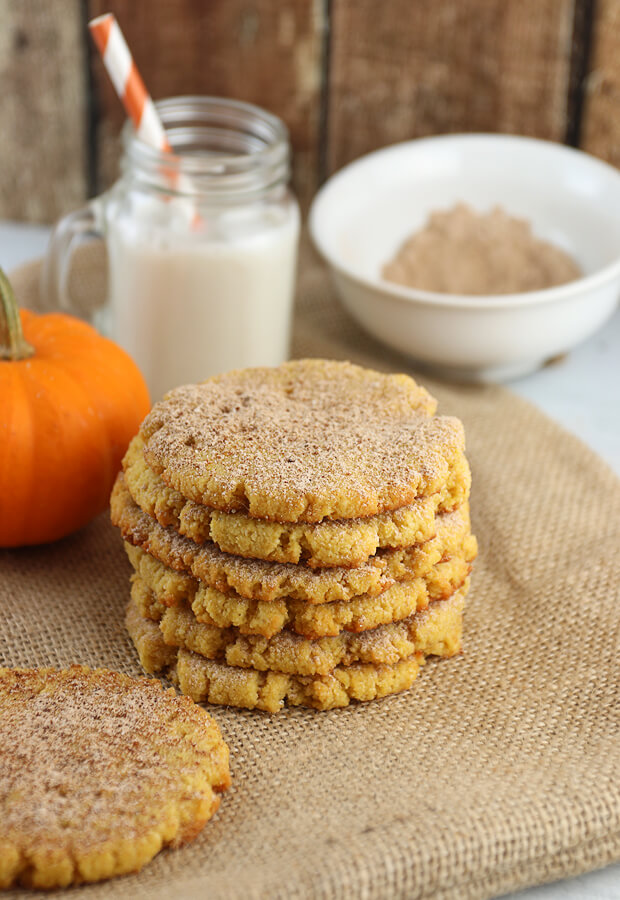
[581,0,620,166]
[88,0,325,208]
[0,0,88,221]
[327,0,576,173]
[0,0,615,223]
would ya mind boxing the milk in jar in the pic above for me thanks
[55,97,300,400]
[104,185,299,399]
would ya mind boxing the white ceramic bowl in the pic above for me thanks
[309,134,620,381]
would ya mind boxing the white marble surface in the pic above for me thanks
[1,221,618,900]
[0,220,52,271]
[511,305,620,477]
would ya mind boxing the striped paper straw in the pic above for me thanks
[89,11,201,225]
[89,13,172,154]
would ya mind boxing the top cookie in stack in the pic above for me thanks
[112,359,476,712]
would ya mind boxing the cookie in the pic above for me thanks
[112,474,473,602]
[126,602,425,713]
[126,538,475,638]
[122,437,470,567]
[0,665,230,889]
[139,359,461,523]
[175,650,423,713]
[129,580,466,676]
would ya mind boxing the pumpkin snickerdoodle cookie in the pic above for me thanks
[112,474,473,603]
[123,435,470,567]
[126,537,476,639]
[113,358,476,711]
[0,665,230,889]
[126,601,460,713]
[138,359,455,523]
[129,580,466,676]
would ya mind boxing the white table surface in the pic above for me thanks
[1,221,618,900]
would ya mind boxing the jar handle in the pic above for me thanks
[40,198,106,321]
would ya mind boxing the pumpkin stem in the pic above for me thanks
[0,268,35,361]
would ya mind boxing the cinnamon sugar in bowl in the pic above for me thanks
[309,134,620,382]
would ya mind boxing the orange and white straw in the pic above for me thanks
[89,13,172,154]
[89,12,200,225]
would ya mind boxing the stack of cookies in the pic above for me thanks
[111,359,476,713]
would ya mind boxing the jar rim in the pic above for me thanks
[121,96,290,198]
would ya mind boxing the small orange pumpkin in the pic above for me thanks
[0,269,150,547]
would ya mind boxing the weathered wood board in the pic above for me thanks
[0,0,88,223]
[88,0,325,208]
[581,0,620,167]
[0,0,619,223]
[326,0,577,173]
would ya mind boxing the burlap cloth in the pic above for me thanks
[2,246,619,900]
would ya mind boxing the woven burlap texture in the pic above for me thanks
[2,248,619,900]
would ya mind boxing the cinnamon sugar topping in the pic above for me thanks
[111,473,473,603]
[139,359,463,522]
[0,666,230,889]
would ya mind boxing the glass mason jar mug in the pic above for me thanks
[44,97,300,401]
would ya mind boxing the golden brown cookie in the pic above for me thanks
[129,579,466,676]
[0,665,230,890]
[126,537,475,638]
[175,650,423,713]
[139,359,467,523]
[112,474,473,602]
[122,437,471,567]
[126,602,425,713]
